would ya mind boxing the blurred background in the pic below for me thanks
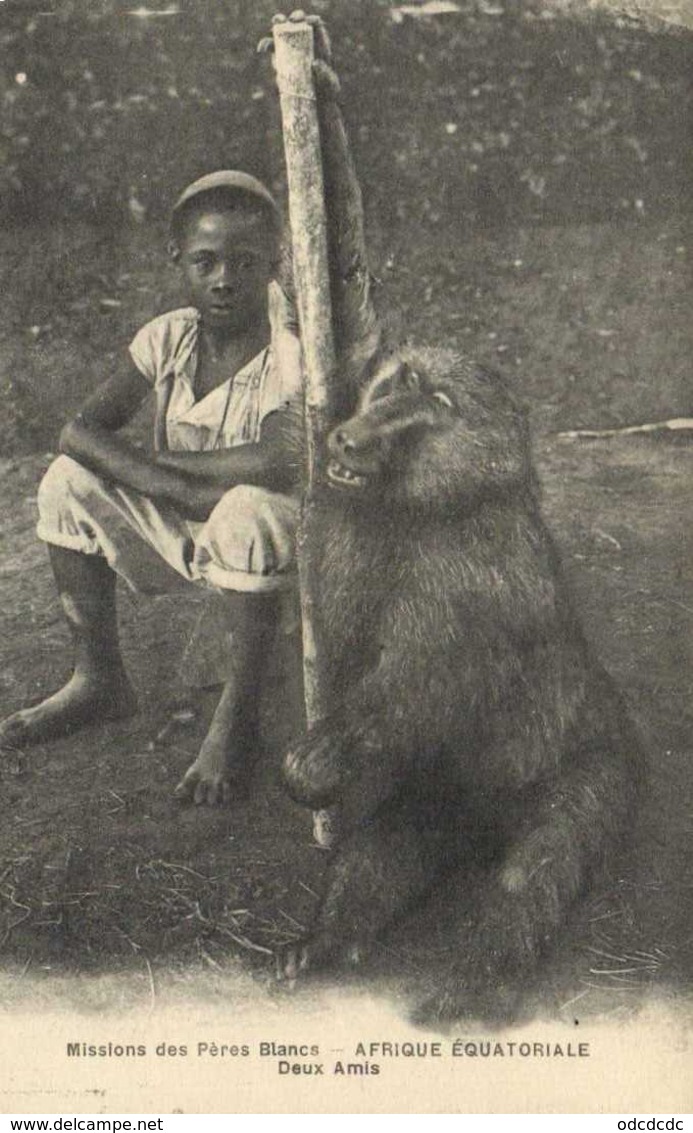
[0,0,690,450]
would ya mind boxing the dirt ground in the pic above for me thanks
[0,4,691,1028]
[2,427,692,1025]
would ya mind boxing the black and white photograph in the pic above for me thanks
[0,0,690,1115]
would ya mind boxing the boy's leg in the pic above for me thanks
[0,453,194,748]
[173,483,299,806]
[174,591,278,806]
[0,545,136,745]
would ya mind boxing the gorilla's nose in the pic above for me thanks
[332,429,356,454]
[329,420,380,458]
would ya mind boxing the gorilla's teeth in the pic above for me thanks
[327,461,367,489]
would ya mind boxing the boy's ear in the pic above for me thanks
[167,238,181,264]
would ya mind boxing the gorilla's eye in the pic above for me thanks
[432,390,456,410]
[401,368,421,391]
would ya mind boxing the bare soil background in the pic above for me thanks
[0,0,691,1024]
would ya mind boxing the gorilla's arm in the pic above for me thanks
[314,59,384,400]
[268,15,383,409]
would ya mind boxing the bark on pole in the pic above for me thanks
[272,19,337,729]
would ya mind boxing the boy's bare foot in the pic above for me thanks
[174,720,257,807]
[0,670,138,749]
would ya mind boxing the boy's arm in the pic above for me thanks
[155,404,305,495]
[59,364,209,517]
[61,420,208,515]
[67,364,152,432]
[61,367,304,519]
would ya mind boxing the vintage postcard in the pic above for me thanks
[0,0,690,1115]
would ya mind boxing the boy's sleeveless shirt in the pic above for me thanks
[128,281,302,453]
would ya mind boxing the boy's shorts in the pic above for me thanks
[36,455,299,596]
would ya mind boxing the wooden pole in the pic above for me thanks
[272,21,336,730]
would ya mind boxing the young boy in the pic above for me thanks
[0,170,304,806]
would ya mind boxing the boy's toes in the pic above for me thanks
[193,775,231,807]
[173,772,196,802]
[193,778,212,806]
[173,765,205,802]
[175,763,244,807]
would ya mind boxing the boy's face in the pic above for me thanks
[175,207,277,333]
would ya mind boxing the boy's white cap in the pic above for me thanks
[172,170,280,220]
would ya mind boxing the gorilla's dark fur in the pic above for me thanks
[275,40,641,1025]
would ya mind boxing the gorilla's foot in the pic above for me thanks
[412,979,524,1030]
[275,931,365,983]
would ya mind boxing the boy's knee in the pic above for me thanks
[215,483,272,519]
[196,485,299,583]
[38,455,99,517]
[208,485,298,541]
